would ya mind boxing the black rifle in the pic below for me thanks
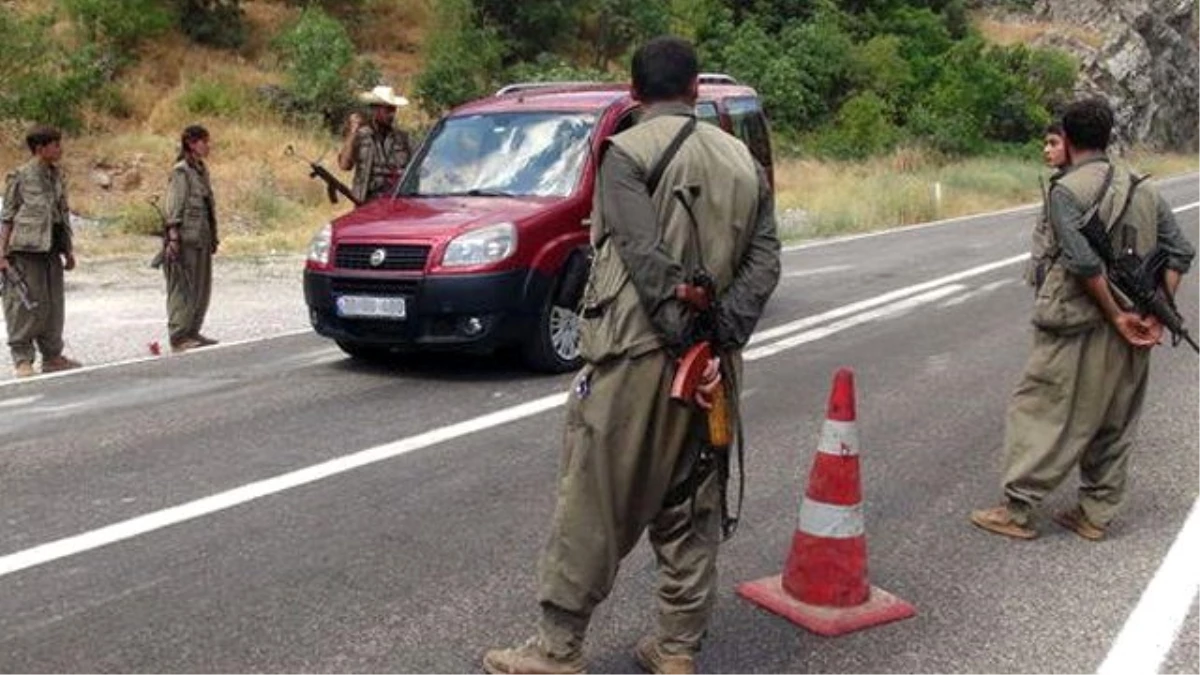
[0,265,38,310]
[285,145,361,207]
[1078,180,1199,353]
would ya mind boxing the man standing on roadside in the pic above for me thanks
[338,85,413,203]
[0,126,82,378]
[483,36,780,675]
[971,98,1195,541]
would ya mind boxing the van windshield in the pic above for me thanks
[401,112,596,198]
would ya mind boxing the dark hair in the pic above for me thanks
[1062,98,1113,151]
[25,126,62,154]
[631,36,699,103]
[1044,120,1063,136]
[177,124,210,161]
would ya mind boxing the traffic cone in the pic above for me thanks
[736,367,915,636]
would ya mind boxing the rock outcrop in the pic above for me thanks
[1034,0,1198,152]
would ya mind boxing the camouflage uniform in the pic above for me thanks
[348,126,412,203]
[2,159,73,368]
[164,158,217,344]
[1002,157,1195,529]
[531,102,781,662]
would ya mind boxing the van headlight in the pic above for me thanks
[307,223,332,265]
[442,222,516,267]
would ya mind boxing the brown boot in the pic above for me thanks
[634,636,696,675]
[13,361,35,378]
[41,355,82,373]
[194,334,219,346]
[170,337,204,353]
[970,505,1037,540]
[483,637,586,675]
[1054,506,1106,541]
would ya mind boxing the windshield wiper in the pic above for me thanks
[462,188,516,198]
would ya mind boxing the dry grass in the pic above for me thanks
[974,14,1106,49]
[773,148,1198,241]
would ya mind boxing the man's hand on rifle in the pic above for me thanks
[694,356,722,411]
[1113,311,1160,348]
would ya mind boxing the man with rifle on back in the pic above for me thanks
[483,36,780,675]
[971,98,1195,542]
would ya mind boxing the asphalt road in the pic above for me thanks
[1,175,1197,673]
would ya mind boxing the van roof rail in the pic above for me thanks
[698,73,738,85]
[494,81,604,97]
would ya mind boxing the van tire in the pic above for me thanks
[523,274,583,374]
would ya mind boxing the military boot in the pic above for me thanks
[1054,506,1106,541]
[41,355,81,373]
[13,361,35,378]
[194,334,220,347]
[634,636,696,675]
[171,337,204,353]
[483,637,585,674]
[969,505,1037,540]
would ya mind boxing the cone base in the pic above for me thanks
[736,574,916,637]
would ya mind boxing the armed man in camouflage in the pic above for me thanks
[971,99,1195,541]
[483,37,780,675]
[0,126,82,378]
[162,124,219,352]
[338,85,413,203]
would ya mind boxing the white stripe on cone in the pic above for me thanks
[817,419,859,457]
[798,497,865,539]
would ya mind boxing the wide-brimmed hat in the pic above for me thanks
[357,85,409,108]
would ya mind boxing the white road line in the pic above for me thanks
[0,329,312,390]
[749,255,1027,346]
[0,392,568,579]
[0,198,1194,580]
[938,279,1017,308]
[1097,498,1200,675]
[0,394,42,409]
[744,285,965,360]
[784,265,853,278]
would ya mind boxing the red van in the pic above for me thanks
[303,75,773,372]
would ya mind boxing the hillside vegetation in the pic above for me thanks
[0,0,1193,259]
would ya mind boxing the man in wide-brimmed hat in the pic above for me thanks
[338,85,414,203]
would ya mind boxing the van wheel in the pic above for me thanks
[336,340,390,362]
[523,279,583,374]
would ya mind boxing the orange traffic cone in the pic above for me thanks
[736,367,916,636]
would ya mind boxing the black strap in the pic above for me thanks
[646,117,697,197]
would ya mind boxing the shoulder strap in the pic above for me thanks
[645,117,697,196]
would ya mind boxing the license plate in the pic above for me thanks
[336,295,407,319]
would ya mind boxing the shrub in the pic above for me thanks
[414,0,505,115]
[273,6,364,127]
[58,0,173,52]
[0,9,105,131]
[175,0,247,49]
[181,78,244,117]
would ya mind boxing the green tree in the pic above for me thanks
[274,6,372,126]
[0,8,105,131]
[414,0,506,115]
[175,0,246,49]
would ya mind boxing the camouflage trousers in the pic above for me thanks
[3,252,65,366]
[1002,324,1150,527]
[537,350,723,659]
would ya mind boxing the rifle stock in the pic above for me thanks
[308,163,361,207]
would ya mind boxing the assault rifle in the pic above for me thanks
[1079,184,1199,353]
[285,145,361,207]
[0,265,37,310]
[668,184,742,539]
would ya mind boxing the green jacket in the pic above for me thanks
[2,159,71,254]
[579,102,780,363]
[166,158,217,249]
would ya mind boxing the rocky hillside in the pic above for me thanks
[1030,0,1198,151]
